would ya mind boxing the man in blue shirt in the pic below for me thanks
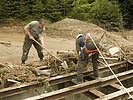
[21,19,45,64]
[74,33,99,83]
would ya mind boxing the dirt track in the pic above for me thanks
[0,33,75,64]
[0,24,133,64]
[0,18,133,65]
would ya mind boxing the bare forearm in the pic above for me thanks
[39,35,44,46]
[24,26,32,37]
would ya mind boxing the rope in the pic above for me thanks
[89,34,133,99]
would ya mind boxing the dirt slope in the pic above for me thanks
[46,18,105,38]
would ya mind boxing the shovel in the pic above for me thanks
[32,39,68,69]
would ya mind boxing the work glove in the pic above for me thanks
[87,33,91,37]
[29,35,34,40]
[78,51,81,55]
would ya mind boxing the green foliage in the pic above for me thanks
[118,0,133,29]
[71,0,123,31]
[0,0,132,30]
[58,0,73,17]
[71,0,92,20]
[89,0,123,31]
[32,0,45,19]
[44,0,62,22]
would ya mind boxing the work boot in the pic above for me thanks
[40,58,43,61]
[72,78,83,84]
[21,61,25,65]
[39,59,43,63]
[89,75,97,80]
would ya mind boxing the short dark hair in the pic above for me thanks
[38,18,45,24]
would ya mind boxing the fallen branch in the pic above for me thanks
[0,41,11,45]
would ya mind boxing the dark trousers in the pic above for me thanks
[21,35,44,62]
[77,51,99,82]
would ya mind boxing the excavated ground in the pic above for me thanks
[0,18,133,89]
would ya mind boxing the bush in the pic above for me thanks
[89,0,123,31]
[71,0,92,21]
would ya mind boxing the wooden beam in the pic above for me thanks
[0,41,11,45]
[128,60,133,65]
[99,57,118,60]
[89,89,105,97]
[95,87,133,100]
[110,83,123,90]
[0,61,127,98]
[24,69,133,100]
[37,66,49,70]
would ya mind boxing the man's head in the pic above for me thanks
[38,18,45,28]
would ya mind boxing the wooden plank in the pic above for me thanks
[89,89,105,97]
[99,57,118,60]
[24,69,133,100]
[7,79,20,83]
[110,83,123,90]
[104,61,126,67]
[37,66,49,70]
[128,60,133,65]
[95,87,133,100]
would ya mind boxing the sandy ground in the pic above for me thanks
[0,33,75,64]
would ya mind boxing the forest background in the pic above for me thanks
[0,0,132,31]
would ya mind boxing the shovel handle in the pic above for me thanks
[33,39,63,62]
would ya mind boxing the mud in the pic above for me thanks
[0,18,133,89]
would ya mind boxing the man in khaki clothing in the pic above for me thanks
[21,19,45,64]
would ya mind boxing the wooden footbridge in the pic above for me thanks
[0,61,133,100]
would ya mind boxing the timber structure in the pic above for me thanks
[0,61,133,100]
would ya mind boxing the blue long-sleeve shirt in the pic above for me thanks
[76,36,99,53]
[76,36,85,53]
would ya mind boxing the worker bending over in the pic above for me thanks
[74,33,100,83]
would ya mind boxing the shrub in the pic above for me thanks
[89,0,123,31]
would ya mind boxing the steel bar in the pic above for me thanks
[24,69,133,100]
[0,61,127,98]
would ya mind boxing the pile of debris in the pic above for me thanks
[0,63,39,89]
[43,51,78,75]
[46,18,104,38]
[100,32,133,61]
[0,52,79,89]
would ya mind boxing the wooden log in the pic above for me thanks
[0,41,11,45]
[99,57,118,60]
[7,79,20,83]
